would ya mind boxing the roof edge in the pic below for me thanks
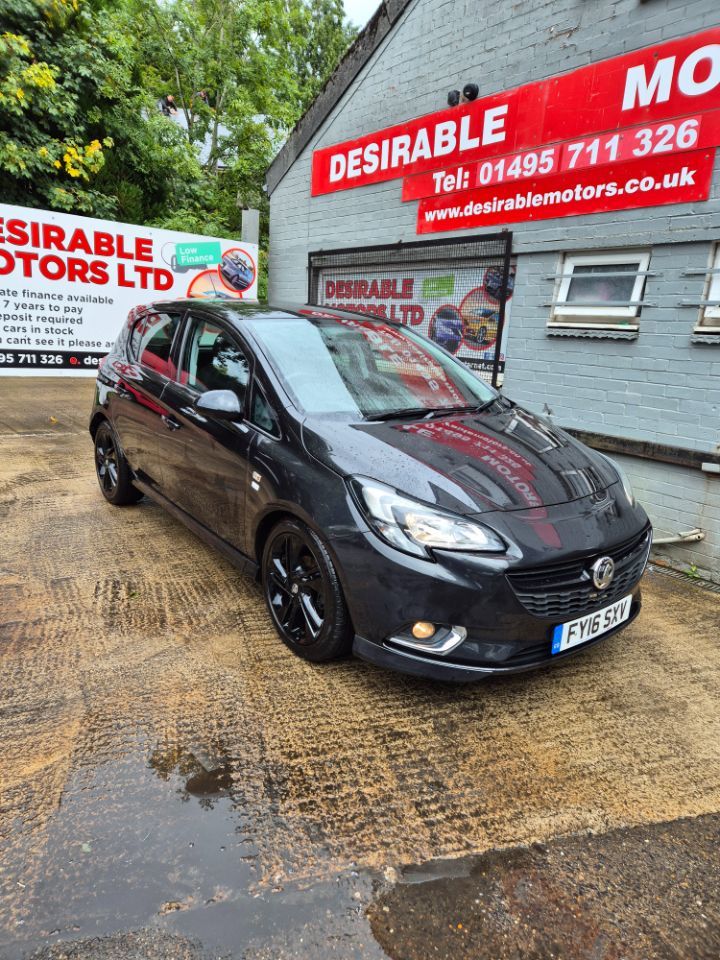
[264,0,414,196]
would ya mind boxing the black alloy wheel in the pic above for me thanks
[262,519,352,662]
[94,421,143,506]
[95,428,118,496]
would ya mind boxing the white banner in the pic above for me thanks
[0,203,258,376]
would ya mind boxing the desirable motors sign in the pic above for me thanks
[318,260,516,380]
[311,28,720,233]
[0,204,258,375]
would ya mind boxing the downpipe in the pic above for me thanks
[652,528,705,546]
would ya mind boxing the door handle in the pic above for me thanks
[161,415,181,431]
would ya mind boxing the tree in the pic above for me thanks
[289,0,358,110]
[0,0,118,214]
[1,0,357,269]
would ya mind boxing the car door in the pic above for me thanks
[110,309,184,488]
[158,312,253,548]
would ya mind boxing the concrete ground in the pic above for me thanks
[1,377,719,959]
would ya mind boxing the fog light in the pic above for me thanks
[388,624,468,656]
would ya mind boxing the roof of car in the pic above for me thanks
[148,300,391,326]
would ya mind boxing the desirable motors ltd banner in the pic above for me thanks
[318,260,516,380]
[0,203,259,375]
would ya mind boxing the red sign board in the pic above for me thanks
[403,110,720,202]
[416,150,714,234]
[311,28,720,197]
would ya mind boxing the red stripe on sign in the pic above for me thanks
[312,27,720,197]
[416,149,715,235]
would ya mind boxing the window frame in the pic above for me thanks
[698,243,720,330]
[550,250,651,328]
[173,310,255,417]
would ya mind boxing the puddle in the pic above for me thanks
[148,742,234,803]
[400,856,474,885]
[1,736,383,960]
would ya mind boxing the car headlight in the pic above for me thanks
[599,453,636,506]
[349,476,505,558]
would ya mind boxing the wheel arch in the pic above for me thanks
[253,508,297,570]
[89,411,109,439]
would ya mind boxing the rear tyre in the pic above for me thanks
[94,421,143,506]
[262,519,352,662]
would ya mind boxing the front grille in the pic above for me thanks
[506,527,651,620]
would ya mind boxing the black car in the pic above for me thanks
[90,301,651,682]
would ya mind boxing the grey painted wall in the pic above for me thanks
[268,0,720,576]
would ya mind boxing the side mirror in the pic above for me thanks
[194,389,243,421]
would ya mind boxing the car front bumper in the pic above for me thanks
[327,497,650,682]
[352,593,641,682]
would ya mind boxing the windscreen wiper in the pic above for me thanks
[364,404,484,422]
[363,406,434,422]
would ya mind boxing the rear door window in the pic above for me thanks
[130,312,182,377]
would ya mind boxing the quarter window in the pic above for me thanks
[250,382,280,438]
[550,251,650,327]
[180,316,250,401]
[131,312,182,376]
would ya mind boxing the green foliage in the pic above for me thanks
[0,0,118,214]
[289,0,358,108]
[0,0,357,285]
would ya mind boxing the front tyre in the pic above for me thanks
[94,421,143,506]
[262,519,352,662]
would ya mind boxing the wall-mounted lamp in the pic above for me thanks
[447,83,479,107]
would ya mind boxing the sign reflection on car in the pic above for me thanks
[401,419,562,548]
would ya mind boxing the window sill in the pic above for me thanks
[547,324,638,341]
[691,328,720,344]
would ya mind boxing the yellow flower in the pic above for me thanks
[38,146,49,157]
[53,159,61,168]
[67,167,81,178]
[16,88,24,100]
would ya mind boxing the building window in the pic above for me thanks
[550,251,650,329]
[698,244,720,331]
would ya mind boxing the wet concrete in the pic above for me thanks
[370,813,720,959]
[1,378,720,958]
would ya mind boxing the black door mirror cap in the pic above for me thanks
[194,389,243,420]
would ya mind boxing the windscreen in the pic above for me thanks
[250,313,495,417]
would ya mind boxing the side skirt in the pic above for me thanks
[132,478,259,579]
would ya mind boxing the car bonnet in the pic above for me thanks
[301,401,619,517]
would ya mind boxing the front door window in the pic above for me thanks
[180,317,250,404]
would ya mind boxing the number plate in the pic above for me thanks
[551,594,632,655]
